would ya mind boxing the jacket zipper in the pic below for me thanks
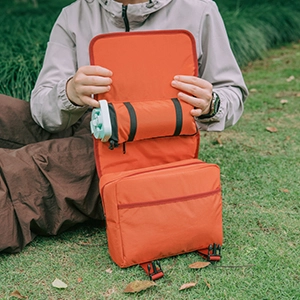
[122,5,130,32]
[118,188,221,210]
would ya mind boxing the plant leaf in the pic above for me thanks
[179,282,197,291]
[286,75,295,82]
[249,88,258,93]
[266,126,278,133]
[103,288,117,297]
[10,290,26,299]
[217,134,223,145]
[204,278,211,289]
[189,261,211,269]
[52,278,68,289]
[124,280,156,293]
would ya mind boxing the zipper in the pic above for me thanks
[122,5,130,32]
[118,188,221,210]
[101,160,220,210]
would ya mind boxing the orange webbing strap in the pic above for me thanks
[140,261,164,281]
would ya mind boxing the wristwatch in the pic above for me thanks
[198,91,220,119]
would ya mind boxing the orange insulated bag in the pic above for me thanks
[89,30,223,279]
[100,159,222,269]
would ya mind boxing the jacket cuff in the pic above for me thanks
[58,78,88,111]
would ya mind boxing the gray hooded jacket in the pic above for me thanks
[30,0,248,132]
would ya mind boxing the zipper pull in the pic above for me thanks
[122,5,130,32]
[109,139,119,150]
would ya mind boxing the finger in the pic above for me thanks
[79,65,113,77]
[174,75,212,89]
[80,95,101,108]
[177,91,209,109]
[190,108,202,117]
[78,84,111,96]
[172,80,211,101]
[81,75,112,87]
[172,79,199,96]
[172,76,212,101]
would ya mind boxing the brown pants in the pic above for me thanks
[0,95,104,253]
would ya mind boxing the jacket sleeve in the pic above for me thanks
[195,1,248,131]
[30,9,89,132]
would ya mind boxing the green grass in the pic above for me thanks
[1,43,299,300]
[0,0,73,100]
[1,0,300,100]
[0,1,300,299]
[216,1,300,66]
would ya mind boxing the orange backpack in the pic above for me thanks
[90,30,222,280]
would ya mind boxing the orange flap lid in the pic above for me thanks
[89,30,198,103]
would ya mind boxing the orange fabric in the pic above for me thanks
[89,30,200,176]
[89,30,198,103]
[94,134,199,175]
[111,99,198,144]
[100,159,223,268]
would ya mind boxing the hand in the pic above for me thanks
[66,66,113,107]
[171,75,213,117]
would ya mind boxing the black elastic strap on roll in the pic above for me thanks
[171,98,183,136]
[108,103,119,149]
[124,102,137,141]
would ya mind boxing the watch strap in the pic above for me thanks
[198,92,220,119]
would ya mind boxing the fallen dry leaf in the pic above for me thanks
[280,188,289,193]
[103,288,117,297]
[266,127,278,133]
[179,282,197,291]
[10,290,27,299]
[280,99,288,104]
[217,135,223,146]
[77,277,83,283]
[52,278,68,289]
[77,241,91,246]
[189,261,211,269]
[105,268,113,274]
[204,278,211,289]
[124,280,156,293]
[286,75,295,82]
[249,88,258,93]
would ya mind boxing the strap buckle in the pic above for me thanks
[198,243,222,262]
[140,261,164,281]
